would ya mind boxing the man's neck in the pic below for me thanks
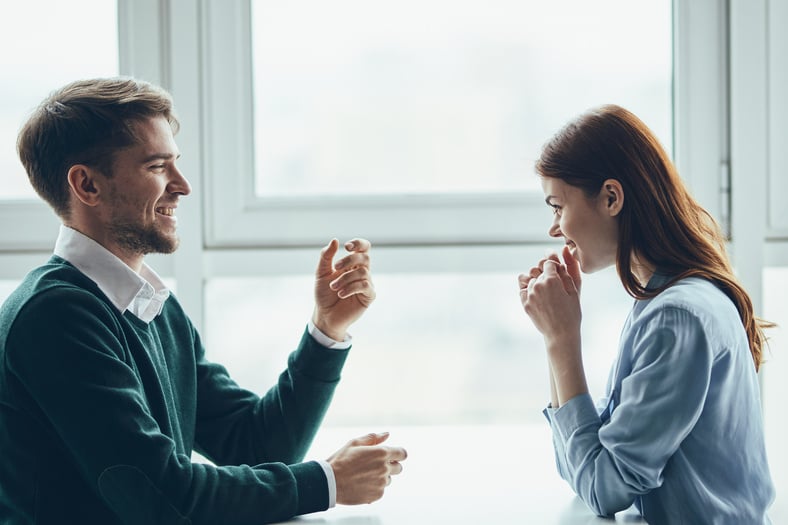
[62,222,144,273]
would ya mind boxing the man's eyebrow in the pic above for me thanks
[544,195,556,205]
[141,152,181,163]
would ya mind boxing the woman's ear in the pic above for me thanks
[601,178,624,216]
[66,164,101,207]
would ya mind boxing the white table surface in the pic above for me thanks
[273,424,647,525]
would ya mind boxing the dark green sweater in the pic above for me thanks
[0,256,349,524]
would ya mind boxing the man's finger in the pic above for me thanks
[385,447,408,462]
[348,432,389,447]
[335,252,371,272]
[345,238,372,253]
[335,277,375,302]
[389,461,404,475]
[317,239,340,276]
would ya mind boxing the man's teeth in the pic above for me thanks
[157,208,174,216]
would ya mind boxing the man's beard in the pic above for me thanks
[108,220,179,256]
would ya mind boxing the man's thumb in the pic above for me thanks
[351,432,389,447]
[317,238,339,276]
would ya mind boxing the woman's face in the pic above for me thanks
[541,176,620,274]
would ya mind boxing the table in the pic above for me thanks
[273,424,647,524]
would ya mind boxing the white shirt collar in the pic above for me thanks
[53,224,171,323]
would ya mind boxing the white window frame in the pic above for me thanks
[765,0,788,256]
[0,0,168,255]
[200,0,726,250]
[672,0,729,229]
[2,0,766,332]
[729,0,788,299]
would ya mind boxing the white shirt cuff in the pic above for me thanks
[317,459,337,508]
[307,320,352,350]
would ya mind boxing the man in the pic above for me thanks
[0,77,406,524]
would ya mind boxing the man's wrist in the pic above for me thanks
[308,320,352,350]
[310,308,349,342]
[317,460,337,508]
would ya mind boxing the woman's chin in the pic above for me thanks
[575,255,607,275]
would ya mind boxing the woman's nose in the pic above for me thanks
[548,220,562,239]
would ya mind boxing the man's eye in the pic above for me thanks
[551,205,562,216]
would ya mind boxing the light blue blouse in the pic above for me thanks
[544,273,774,524]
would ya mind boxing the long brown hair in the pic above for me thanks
[536,104,770,370]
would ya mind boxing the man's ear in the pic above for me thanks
[66,164,102,207]
[601,178,624,217]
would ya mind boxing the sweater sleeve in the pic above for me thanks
[5,288,335,525]
[192,325,350,467]
[544,306,713,516]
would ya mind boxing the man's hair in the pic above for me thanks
[17,77,179,219]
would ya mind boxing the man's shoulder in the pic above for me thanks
[1,257,105,325]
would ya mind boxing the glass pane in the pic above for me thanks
[763,267,788,518]
[0,281,20,307]
[204,267,631,426]
[0,1,118,200]
[251,0,672,196]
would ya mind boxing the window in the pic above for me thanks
[0,0,120,252]
[203,0,697,248]
[763,267,787,518]
[0,281,19,307]
[0,0,119,201]
[0,0,748,434]
[195,0,730,431]
[205,264,631,426]
[250,0,671,197]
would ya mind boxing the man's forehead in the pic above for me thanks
[125,117,179,156]
[127,115,176,136]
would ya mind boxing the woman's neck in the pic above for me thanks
[631,254,656,287]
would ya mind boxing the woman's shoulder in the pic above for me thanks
[658,275,728,302]
[637,276,741,331]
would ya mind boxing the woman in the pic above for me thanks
[518,105,774,524]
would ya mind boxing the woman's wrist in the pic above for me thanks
[545,335,588,405]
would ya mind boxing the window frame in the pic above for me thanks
[5,0,782,324]
[201,0,721,249]
[0,0,167,253]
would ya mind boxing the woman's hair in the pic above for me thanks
[536,104,770,370]
[17,77,179,219]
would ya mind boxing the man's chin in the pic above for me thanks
[113,226,180,256]
[146,236,180,255]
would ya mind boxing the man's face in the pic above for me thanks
[102,116,190,260]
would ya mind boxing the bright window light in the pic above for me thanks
[251,0,672,196]
[0,0,118,200]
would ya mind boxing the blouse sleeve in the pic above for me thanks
[544,306,713,516]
